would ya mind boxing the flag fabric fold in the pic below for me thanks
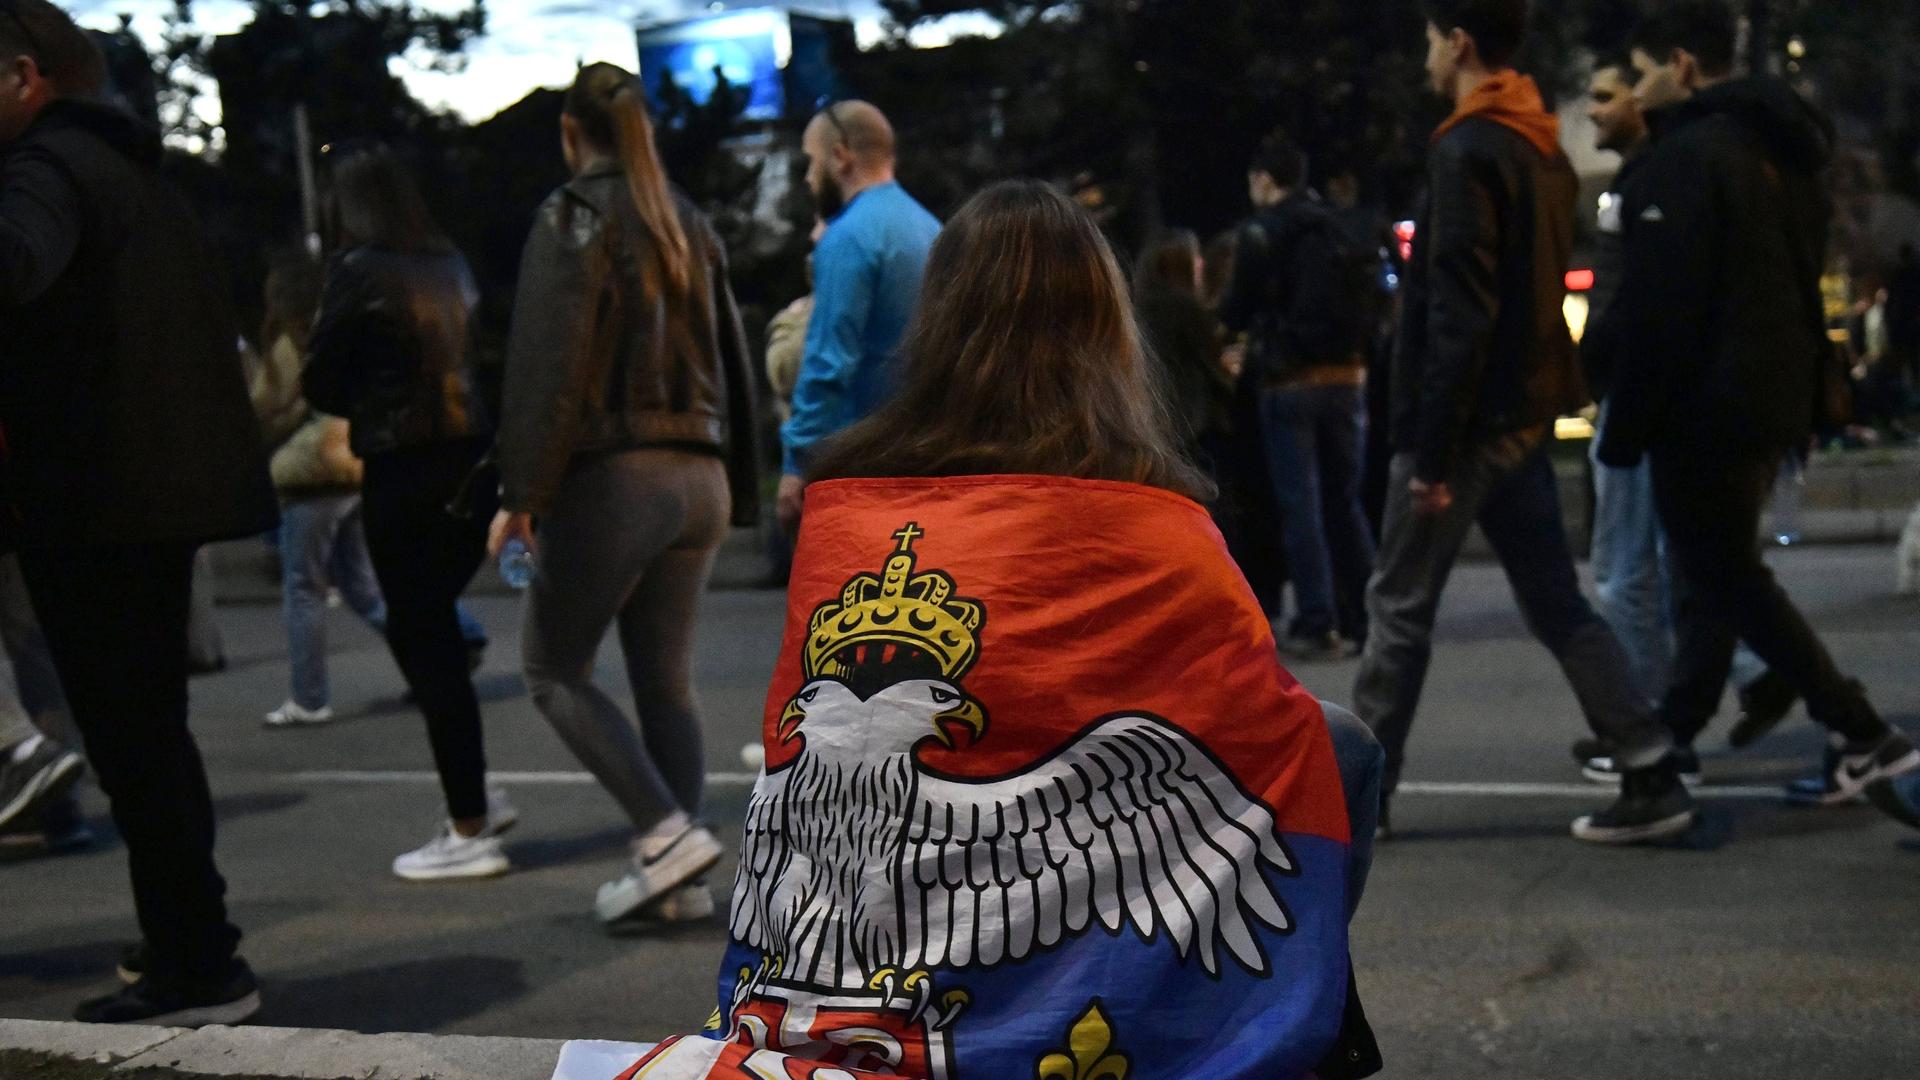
[619,475,1351,1080]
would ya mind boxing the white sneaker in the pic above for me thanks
[264,701,333,728]
[392,823,509,881]
[594,823,723,924]
[609,882,716,930]
[484,787,519,836]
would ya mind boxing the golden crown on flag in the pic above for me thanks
[803,523,984,681]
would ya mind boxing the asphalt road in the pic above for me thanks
[4,540,1918,1079]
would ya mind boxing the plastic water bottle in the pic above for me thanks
[498,538,534,589]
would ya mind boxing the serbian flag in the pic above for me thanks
[620,475,1352,1080]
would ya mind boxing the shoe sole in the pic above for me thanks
[262,716,333,729]
[596,833,724,924]
[1570,808,1698,844]
[142,989,263,1028]
[0,754,84,832]
[392,855,510,882]
[1833,747,1920,801]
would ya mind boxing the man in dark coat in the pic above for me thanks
[1600,0,1918,807]
[0,1,275,1025]
[1352,0,1686,844]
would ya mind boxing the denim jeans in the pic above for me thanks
[281,495,386,710]
[1258,382,1375,640]
[1588,414,1673,701]
[1353,432,1669,794]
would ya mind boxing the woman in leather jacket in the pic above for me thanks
[487,62,759,926]
[305,144,516,882]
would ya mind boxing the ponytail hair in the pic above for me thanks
[564,62,693,295]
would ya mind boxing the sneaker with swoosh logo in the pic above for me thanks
[1830,730,1920,801]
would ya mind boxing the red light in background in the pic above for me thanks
[1393,220,1415,263]
[1565,268,1595,292]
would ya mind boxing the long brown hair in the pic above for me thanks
[564,62,692,295]
[808,179,1213,502]
[321,142,454,256]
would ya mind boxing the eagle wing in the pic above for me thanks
[728,764,794,951]
[898,714,1295,976]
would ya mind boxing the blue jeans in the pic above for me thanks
[282,495,386,710]
[1588,418,1673,701]
[1258,382,1376,640]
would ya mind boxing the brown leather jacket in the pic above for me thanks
[496,168,759,522]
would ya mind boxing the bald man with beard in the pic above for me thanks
[776,102,940,534]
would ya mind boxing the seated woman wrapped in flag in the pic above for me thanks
[617,181,1370,1080]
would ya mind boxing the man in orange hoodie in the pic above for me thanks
[1352,0,1692,844]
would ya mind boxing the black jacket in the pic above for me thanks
[1577,148,1648,402]
[1392,117,1584,483]
[496,168,759,524]
[0,100,275,548]
[304,244,492,459]
[1597,77,1834,467]
[1218,194,1371,378]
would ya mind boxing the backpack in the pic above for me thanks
[1243,203,1381,381]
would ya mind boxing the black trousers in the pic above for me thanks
[361,438,496,821]
[1650,449,1880,743]
[17,540,240,983]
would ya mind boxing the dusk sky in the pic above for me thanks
[65,1,998,122]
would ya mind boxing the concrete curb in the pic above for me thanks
[0,1018,572,1079]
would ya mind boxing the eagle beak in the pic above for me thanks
[930,693,988,749]
[777,697,807,743]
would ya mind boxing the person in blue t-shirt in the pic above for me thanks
[776,101,941,534]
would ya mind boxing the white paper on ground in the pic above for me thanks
[552,1039,656,1080]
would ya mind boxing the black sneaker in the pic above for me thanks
[76,960,261,1027]
[1727,670,1800,748]
[0,739,85,833]
[1830,729,1920,802]
[1783,737,1860,807]
[1571,762,1698,844]
[1277,631,1348,663]
[1581,744,1702,787]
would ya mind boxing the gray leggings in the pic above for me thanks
[522,448,729,833]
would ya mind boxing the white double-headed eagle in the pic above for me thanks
[729,674,1297,991]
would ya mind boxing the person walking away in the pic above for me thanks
[1134,229,1234,464]
[304,143,515,881]
[1220,134,1380,662]
[248,259,387,728]
[775,101,939,535]
[0,1,276,1023]
[1599,1,1918,805]
[491,63,759,926]
[1353,0,1689,844]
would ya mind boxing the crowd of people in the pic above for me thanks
[3,0,1919,1073]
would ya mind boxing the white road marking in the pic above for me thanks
[1397,780,1782,799]
[285,771,1787,799]
[289,769,761,786]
